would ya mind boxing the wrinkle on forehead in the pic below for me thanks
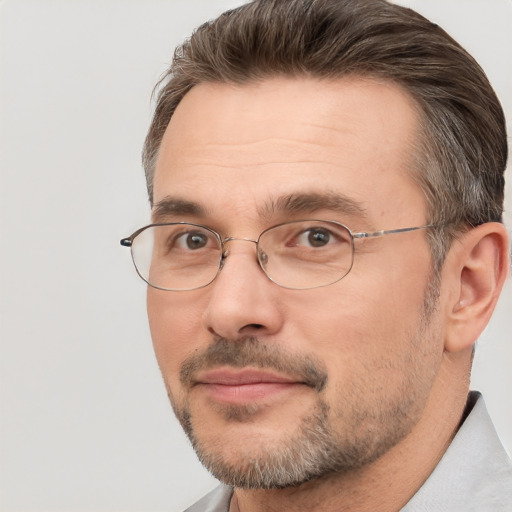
[153,76,425,229]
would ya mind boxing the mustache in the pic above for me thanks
[180,337,328,392]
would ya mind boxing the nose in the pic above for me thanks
[201,240,284,340]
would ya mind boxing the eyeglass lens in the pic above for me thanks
[130,221,355,290]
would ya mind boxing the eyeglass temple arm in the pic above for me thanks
[120,238,132,247]
[352,224,434,239]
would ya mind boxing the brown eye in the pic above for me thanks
[175,231,210,250]
[308,229,330,247]
[297,228,332,247]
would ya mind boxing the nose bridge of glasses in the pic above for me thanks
[223,236,259,246]
[220,237,263,265]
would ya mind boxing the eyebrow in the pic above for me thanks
[152,197,207,222]
[151,191,368,223]
[260,192,368,221]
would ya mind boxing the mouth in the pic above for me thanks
[192,368,308,405]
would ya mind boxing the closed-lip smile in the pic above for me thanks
[192,368,306,404]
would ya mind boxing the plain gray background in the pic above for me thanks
[0,0,510,510]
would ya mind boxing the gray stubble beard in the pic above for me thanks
[177,398,411,489]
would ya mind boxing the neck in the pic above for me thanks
[232,351,471,512]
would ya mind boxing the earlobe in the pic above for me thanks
[444,222,510,353]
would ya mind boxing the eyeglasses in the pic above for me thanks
[120,220,433,291]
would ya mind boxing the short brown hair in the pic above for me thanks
[143,0,507,268]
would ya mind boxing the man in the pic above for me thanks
[121,0,512,510]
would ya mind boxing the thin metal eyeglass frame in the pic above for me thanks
[120,221,435,291]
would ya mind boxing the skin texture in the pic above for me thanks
[147,77,509,512]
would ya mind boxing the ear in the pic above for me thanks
[443,222,510,353]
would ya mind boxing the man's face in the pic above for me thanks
[147,77,445,488]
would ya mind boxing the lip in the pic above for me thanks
[192,368,305,404]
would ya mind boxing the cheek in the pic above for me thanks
[147,289,208,386]
[299,284,441,426]
[292,268,434,378]
[298,282,418,342]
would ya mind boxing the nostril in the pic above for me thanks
[241,323,264,332]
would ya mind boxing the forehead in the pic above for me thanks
[153,76,426,227]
